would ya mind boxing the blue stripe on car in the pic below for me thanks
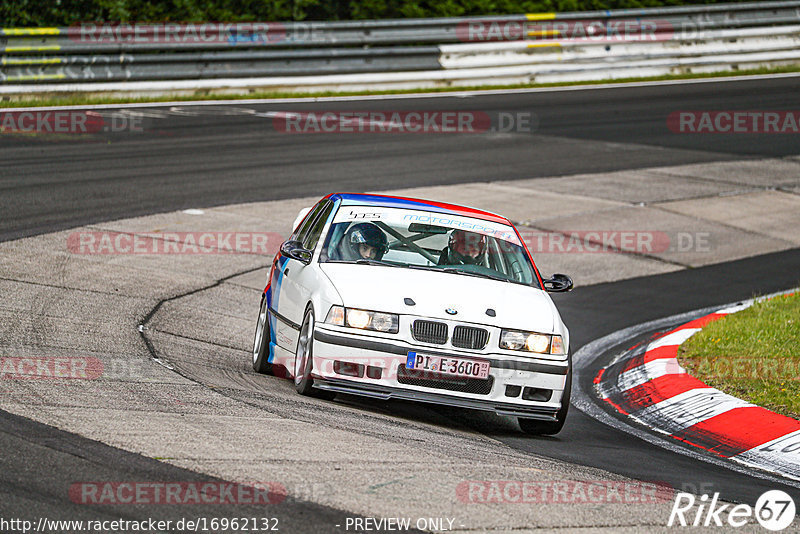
[266,256,289,363]
[335,194,454,214]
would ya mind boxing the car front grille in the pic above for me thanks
[397,365,493,395]
[412,320,448,344]
[452,326,489,350]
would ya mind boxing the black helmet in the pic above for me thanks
[343,223,389,260]
[447,230,487,265]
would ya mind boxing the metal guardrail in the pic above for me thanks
[3,1,800,52]
[1,47,443,82]
[1,1,799,86]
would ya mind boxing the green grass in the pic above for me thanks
[2,64,800,109]
[678,292,800,419]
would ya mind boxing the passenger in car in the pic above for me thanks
[438,230,488,266]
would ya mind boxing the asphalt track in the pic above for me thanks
[0,409,383,533]
[493,248,800,503]
[2,75,800,242]
[2,76,800,528]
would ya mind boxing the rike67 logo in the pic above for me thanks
[668,490,796,531]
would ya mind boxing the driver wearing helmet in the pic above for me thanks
[439,229,488,265]
[339,222,389,261]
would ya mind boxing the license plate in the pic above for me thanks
[406,352,490,380]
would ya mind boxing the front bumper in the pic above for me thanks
[312,325,569,420]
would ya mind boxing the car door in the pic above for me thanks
[276,200,334,349]
[272,200,326,351]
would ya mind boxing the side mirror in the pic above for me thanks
[280,240,312,265]
[543,273,573,293]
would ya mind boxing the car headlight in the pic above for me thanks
[499,329,565,355]
[325,306,399,334]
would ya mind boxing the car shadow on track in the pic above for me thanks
[332,393,529,438]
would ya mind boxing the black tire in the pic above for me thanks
[293,307,335,400]
[252,294,273,375]
[518,369,571,436]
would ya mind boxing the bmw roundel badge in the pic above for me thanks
[445,308,458,315]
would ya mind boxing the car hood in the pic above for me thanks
[319,263,558,333]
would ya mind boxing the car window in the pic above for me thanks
[302,201,334,251]
[292,201,325,243]
[319,205,540,288]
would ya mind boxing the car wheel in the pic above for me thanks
[518,370,571,436]
[294,307,334,399]
[252,294,273,375]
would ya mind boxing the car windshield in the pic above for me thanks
[319,205,540,287]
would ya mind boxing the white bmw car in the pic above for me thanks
[252,193,573,435]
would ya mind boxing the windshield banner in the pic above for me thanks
[333,206,521,245]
